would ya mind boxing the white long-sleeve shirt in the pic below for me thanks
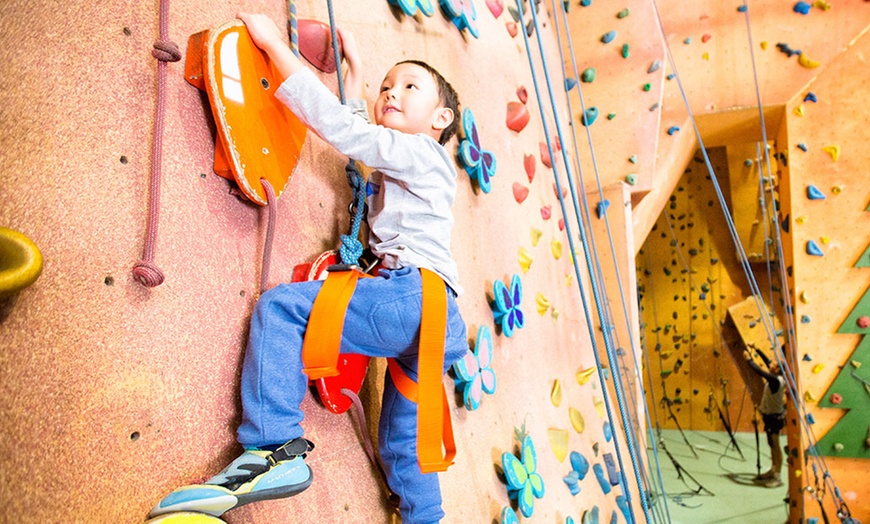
[275,68,462,295]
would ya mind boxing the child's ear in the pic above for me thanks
[432,107,454,131]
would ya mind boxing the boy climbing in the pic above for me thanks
[744,346,787,488]
[149,13,467,524]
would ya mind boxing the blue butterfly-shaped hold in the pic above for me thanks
[458,108,496,193]
[439,0,480,38]
[501,434,545,518]
[492,274,524,337]
[387,0,435,17]
[500,507,519,524]
[453,325,496,410]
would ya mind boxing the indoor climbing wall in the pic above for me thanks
[637,146,786,435]
[0,1,649,523]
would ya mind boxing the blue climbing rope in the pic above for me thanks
[516,1,654,522]
[325,0,366,266]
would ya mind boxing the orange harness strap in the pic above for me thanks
[301,267,456,474]
[301,267,370,379]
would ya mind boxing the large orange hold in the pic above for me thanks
[185,20,307,205]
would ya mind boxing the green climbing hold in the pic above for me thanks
[621,43,630,58]
[629,155,637,164]
[581,68,596,83]
[625,174,637,185]
[601,31,616,44]
[616,8,630,18]
[642,83,651,92]
[607,113,616,120]
[582,107,599,126]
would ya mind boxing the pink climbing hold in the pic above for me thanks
[506,21,518,37]
[540,139,561,168]
[541,205,552,220]
[858,315,870,329]
[558,218,565,231]
[524,154,536,182]
[517,86,529,105]
[513,182,530,203]
[831,393,842,405]
[486,0,504,18]
[552,182,567,199]
[507,101,530,132]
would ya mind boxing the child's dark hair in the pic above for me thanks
[397,60,460,145]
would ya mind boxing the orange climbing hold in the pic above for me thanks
[185,20,307,205]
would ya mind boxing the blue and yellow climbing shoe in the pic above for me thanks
[149,439,314,517]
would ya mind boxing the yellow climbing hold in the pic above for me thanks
[551,308,560,321]
[820,236,831,244]
[576,366,596,385]
[812,363,825,374]
[832,185,842,195]
[530,227,543,247]
[551,239,563,260]
[822,145,840,161]
[593,396,605,418]
[536,292,550,315]
[702,52,709,60]
[519,247,533,273]
[795,469,803,478]
[800,290,810,304]
[760,41,769,50]
[794,104,805,117]
[0,227,44,298]
[813,0,831,10]
[547,428,570,462]
[569,407,585,434]
[796,215,808,225]
[804,390,816,402]
[798,53,821,69]
[551,379,562,406]
[851,360,861,369]
[565,274,573,287]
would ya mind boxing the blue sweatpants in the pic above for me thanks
[238,266,468,524]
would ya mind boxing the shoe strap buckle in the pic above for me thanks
[267,438,315,466]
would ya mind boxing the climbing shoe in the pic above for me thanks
[149,438,314,517]
[763,477,783,488]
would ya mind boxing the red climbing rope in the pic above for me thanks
[259,179,278,293]
[133,0,180,287]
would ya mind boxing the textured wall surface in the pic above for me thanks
[1,0,868,523]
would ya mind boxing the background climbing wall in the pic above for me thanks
[2,1,868,523]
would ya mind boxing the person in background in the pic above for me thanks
[745,346,786,488]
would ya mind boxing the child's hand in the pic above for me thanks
[238,12,303,80]
[238,13,285,54]
[337,28,364,99]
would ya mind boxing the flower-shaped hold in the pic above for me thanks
[453,325,497,410]
[493,274,524,337]
[502,434,545,517]
[459,108,496,193]
[439,0,481,37]
[388,0,435,16]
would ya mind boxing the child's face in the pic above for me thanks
[374,63,452,140]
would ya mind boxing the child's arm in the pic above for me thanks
[337,28,364,100]
[238,13,303,81]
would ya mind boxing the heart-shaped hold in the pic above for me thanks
[506,101,530,132]
[512,182,529,203]
[524,154,536,182]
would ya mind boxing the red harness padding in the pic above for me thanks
[301,265,456,474]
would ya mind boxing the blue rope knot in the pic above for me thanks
[339,234,363,265]
[339,161,367,265]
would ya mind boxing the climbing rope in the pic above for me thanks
[133,0,180,287]
[326,0,366,266]
[516,1,655,522]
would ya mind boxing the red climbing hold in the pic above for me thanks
[831,393,843,405]
[702,34,712,43]
[858,315,870,329]
[541,205,552,220]
[507,101,530,132]
[540,139,561,168]
[506,21,518,37]
[524,153,536,182]
[513,182,530,203]
[298,19,342,73]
